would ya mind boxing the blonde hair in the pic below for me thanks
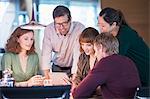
[94,33,119,55]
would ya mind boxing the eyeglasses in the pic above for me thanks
[55,20,70,27]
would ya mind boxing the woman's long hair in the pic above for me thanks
[5,27,35,55]
[99,7,128,27]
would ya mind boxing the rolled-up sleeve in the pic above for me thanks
[72,24,85,74]
[41,26,53,70]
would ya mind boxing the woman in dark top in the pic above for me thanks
[71,27,100,97]
[72,33,141,99]
[98,7,149,87]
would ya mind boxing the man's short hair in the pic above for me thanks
[53,5,71,21]
[94,33,119,55]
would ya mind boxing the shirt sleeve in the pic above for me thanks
[1,53,12,71]
[41,26,53,71]
[72,24,85,74]
[34,53,40,75]
[72,38,80,74]
[72,62,108,98]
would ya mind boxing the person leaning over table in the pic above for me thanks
[41,5,85,78]
[72,33,141,99]
[1,27,43,87]
[97,7,149,87]
[71,27,102,98]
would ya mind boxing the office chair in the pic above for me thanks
[134,87,150,99]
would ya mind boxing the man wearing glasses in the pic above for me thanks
[41,5,85,79]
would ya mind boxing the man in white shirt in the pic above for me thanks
[41,5,85,78]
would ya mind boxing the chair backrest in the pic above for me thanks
[134,87,150,99]
[0,48,5,78]
[0,48,5,53]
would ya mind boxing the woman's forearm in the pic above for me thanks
[15,81,28,87]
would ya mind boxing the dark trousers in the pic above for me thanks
[52,64,71,77]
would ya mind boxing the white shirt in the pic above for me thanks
[41,21,85,73]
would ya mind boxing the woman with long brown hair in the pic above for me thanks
[71,27,101,98]
[1,27,43,87]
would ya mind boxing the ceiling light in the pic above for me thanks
[20,1,46,30]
